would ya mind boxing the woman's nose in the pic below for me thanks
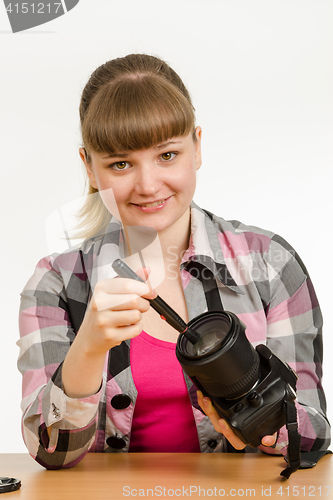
[134,164,161,195]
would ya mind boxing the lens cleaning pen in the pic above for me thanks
[112,259,200,345]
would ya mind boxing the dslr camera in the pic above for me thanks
[176,310,298,448]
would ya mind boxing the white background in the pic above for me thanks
[0,0,332,453]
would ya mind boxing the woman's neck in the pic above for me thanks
[122,207,191,283]
[158,208,191,266]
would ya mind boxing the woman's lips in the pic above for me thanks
[131,196,171,213]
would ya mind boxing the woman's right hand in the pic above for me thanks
[62,269,155,398]
[78,269,155,355]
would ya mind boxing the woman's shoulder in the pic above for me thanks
[25,235,98,288]
[192,203,302,267]
[198,205,275,238]
[28,219,123,294]
[192,202,275,246]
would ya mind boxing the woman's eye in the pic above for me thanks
[161,152,176,161]
[111,161,130,171]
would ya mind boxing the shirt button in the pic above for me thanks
[111,394,131,409]
[52,403,61,420]
[207,439,218,449]
[106,436,127,449]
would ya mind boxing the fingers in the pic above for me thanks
[112,265,157,300]
[92,275,156,312]
[92,291,150,313]
[96,277,151,296]
[197,390,221,433]
[97,308,143,329]
[102,322,144,347]
[261,433,277,447]
[80,266,159,354]
[134,267,150,282]
[85,321,144,352]
[218,419,246,450]
[79,306,145,355]
[197,391,278,450]
[197,391,246,450]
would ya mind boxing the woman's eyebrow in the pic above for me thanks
[101,140,182,159]
[102,152,129,159]
[155,140,182,150]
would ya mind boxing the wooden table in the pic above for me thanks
[0,453,332,499]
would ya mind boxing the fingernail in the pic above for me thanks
[219,419,229,430]
[262,437,272,446]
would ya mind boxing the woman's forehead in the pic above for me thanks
[92,134,192,160]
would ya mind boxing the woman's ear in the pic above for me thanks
[79,148,98,189]
[194,126,202,171]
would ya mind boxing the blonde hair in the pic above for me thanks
[76,53,196,239]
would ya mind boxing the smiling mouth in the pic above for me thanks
[134,198,169,208]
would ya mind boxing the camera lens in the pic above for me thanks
[176,311,260,400]
[180,313,232,357]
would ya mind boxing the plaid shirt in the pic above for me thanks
[18,202,330,469]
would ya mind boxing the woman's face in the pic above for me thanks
[80,127,202,236]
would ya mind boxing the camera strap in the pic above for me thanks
[185,261,224,311]
[280,399,301,479]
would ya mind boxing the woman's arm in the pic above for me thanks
[262,236,330,456]
[18,253,152,469]
[18,254,100,469]
[61,274,152,399]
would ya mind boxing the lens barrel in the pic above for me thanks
[176,311,260,400]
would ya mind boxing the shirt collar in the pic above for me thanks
[86,202,243,294]
[180,202,244,294]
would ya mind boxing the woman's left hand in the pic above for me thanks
[197,390,277,449]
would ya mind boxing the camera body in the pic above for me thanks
[199,344,297,447]
[176,311,298,448]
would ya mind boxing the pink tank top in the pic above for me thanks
[128,331,200,452]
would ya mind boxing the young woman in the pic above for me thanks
[18,53,330,469]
